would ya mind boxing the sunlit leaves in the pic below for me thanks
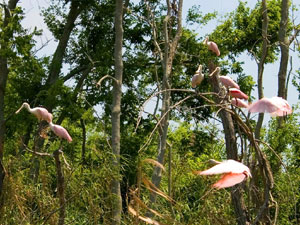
[211,0,284,62]
[186,5,217,27]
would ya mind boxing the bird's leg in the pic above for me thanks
[59,140,63,148]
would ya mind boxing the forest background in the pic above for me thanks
[0,0,300,224]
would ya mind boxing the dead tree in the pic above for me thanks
[146,0,183,206]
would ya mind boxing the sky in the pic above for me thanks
[13,0,300,124]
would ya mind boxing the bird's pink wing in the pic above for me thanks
[213,173,247,189]
[52,125,72,142]
[219,76,240,89]
[231,99,248,108]
[270,103,292,116]
[47,113,53,123]
[191,74,203,88]
[248,98,279,113]
[198,160,247,175]
[229,88,248,100]
[34,108,52,122]
[40,110,52,123]
[208,42,220,56]
[31,108,42,120]
[271,109,292,117]
[269,97,292,116]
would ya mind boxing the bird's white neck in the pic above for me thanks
[23,103,31,112]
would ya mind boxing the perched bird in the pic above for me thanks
[229,88,249,100]
[193,159,251,189]
[231,98,248,108]
[248,96,292,117]
[16,102,53,123]
[192,74,204,88]
[191,65,204,88]
[219,76,240,89]
[203,37,220,56]
[49,122,72,143]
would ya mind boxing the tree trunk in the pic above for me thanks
[276,0,290,127]
[31,2,84,180]
[111,0,124,224]
[148,0,183,206]
[149,61,171,203]
[254,0,269,139]
[0,0,20,208]
[253,2,274,222]
[277,0,289,99]
[46,1,83,86]
[29,121,48,183]
[53,150,66,225]
[80,119,86,164]
[209,66,250,225]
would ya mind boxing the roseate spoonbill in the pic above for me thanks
[229,88,249,100]
[219,76,240,89]
[193,159,251,189]
[248,97,292,117]
[191,65,204,88]
[191,74,204,88]
[231,99,248,108]
[16,102,53,123]
[49,122,72,143]
[203,37,220,56]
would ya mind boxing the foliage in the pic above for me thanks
[0,0,299,224]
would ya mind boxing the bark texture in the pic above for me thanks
[53,150,66,225]
[149,0,183,205]
[111,0,124,224]
[277,0,289,99]
[80,118,86,164]
[0,0,20,208]
[46,1,83,86]
[255,0,269,139]
[209,66,250,225]
[32,2,85,178]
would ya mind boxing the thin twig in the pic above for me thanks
[96,74,119,88]
[24,146,52,157]
[59,150,71,170]
[138,95,192,154]
[135,88,218,132]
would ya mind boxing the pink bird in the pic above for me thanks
[193,159,251,189]
[191,74,204,88]
[231,99,248,108]
[191,65,204,88]
[49,122,72,143]
[219,76,240,89]
[229,88,249,100]
[203,37,220,56]
[16,102,53,123]
[270,97,292,116]
[248,97,292,117]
